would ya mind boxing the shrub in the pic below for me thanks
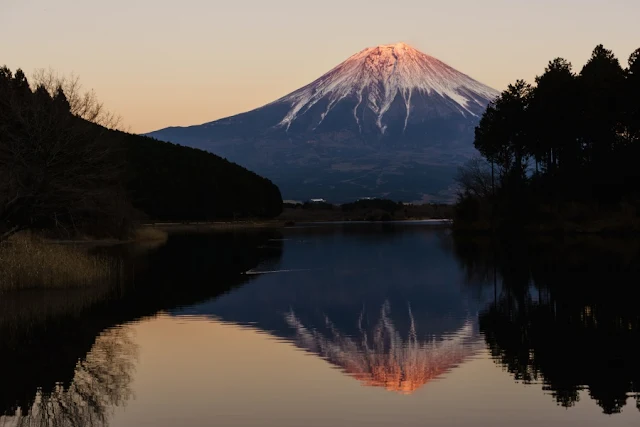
[133,227,168,242]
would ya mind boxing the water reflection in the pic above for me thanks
[3,224,640,426]
[452,235,640,414]
[173,224,491,393]
[286,302,481,394]
[0,230,283,425]
[1,326,137,427]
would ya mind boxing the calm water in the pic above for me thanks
[1,224,640,426]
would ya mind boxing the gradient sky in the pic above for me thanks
[2,0,638,133]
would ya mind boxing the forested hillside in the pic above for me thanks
[0,65,282,241]
[120,131,283,221]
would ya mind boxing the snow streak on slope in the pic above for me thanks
[273,43,499,133]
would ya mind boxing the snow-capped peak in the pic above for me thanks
[273,43,499,133]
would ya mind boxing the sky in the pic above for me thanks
[1,0,638,133]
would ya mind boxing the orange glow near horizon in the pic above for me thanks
[96,314,637,427]
[2,0,638,133]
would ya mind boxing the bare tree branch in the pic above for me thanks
[31,68,125,130]
[454,157,494,200]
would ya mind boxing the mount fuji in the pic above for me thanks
[146,43,499,202]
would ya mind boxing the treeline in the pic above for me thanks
[455,45,640,231]
[0,66,282,241]
[341,199,405,214]
[280,199,452,221]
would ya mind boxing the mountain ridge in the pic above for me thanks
[146,43,499,202]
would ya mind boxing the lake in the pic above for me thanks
[1,223,639,426]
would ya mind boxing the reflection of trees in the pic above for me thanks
[1,230,283,418]
[451,235,640,414]
[285,302,481,394]
[2,326,137,427]
[481,298,640,414]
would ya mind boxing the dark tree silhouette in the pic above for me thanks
[31,68,124,130]
[456,44,640,231]
[474,80,532,186]
[627,49,640,145]
[529,58,578,174]
[0,65,283,240]
[0,68,129,240]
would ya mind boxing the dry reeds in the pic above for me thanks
[133,226,168,242]
[0,232,121,292]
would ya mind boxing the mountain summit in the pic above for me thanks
[273,42,497,134]
[146,43,499,202]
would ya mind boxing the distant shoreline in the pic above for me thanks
[24,218,452,248]
[142,218,452,233]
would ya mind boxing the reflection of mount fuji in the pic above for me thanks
[171,226,491,393]
[286,302,481,394]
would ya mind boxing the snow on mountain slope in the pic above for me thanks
[272,43,499,134]
[145,43,500,202]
